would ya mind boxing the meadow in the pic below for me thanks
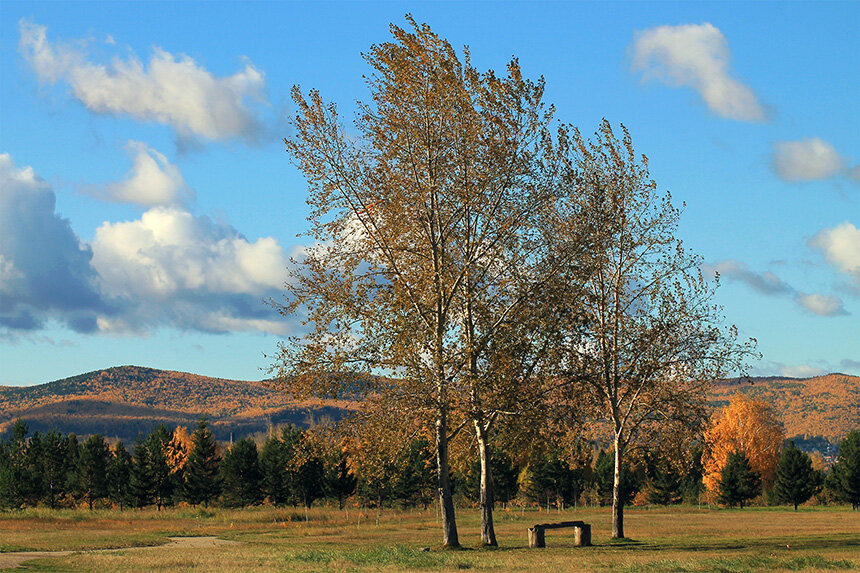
[0,505,857,572]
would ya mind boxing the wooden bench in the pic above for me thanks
[528,520,591,548]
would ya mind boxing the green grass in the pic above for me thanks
[1,505,857,572]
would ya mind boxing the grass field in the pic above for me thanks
[0,505,857,572]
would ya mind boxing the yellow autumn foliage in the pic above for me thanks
[165,426,192,474]
[703,394,784,499]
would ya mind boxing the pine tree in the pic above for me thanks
[107,441,133,510]
[647,461,682,506]
[64,434,81,503]
[295,455,324,509]
[78,434,111,510]
[324,449,356,510]
[260,433,292,506]
[129,434,154,508]
[771,441,821,510]
[0,420,28,508]
[147,425,175,510]
[717,450,761,508]
[38,430,71,509]
[393,438,434,509]
[595,449,639,507]
[826,430,860,510]
[0,439,11,509]
[24,431,47,506]
[221,438,263,508]
[183,419,222,507]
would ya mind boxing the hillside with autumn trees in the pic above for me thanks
[710,373,859,443]
[0,366,353,442]
[1,367,857,445]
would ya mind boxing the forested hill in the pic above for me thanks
[710,373,859,442]
[1,367,857,444]
[0,366,352,442]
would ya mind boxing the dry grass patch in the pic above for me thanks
[1,506,857,572]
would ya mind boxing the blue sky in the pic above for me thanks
[1,1,858,386]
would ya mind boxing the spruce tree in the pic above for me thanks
[772,441,820,510]
[221,438,263,508]
[260,433,292,506]
[147,425,175,510]
[78,434,111,510]
[24,431,47,506]
[107,441,133,510]
[826,430,860,510]
[183,419,222,507]
[0,420,28,508]
[595,449,639,507]
[323,449,356,510]
[0,439,11,509]
[295,453,324,509]
[393,438,434,509]
[717,450,761,508]
[39,430,71,509]
[129,434,154,508]
[647,461,682,506]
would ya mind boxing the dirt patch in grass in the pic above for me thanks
[0,536,239,570]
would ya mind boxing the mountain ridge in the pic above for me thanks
[0,365,352,442]
[1,366,857,443]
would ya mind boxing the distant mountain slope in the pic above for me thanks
[0,366,352,442]
[1,367,857,444]
[710,373,859,442]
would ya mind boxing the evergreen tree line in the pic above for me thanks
[2,419,857,511]
[716,430,860,510]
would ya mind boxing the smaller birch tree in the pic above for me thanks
[557,120,756,538]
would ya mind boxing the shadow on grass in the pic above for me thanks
[584,533,859,554]
[613,553,856,572]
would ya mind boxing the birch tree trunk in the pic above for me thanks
[436,410,459,547]
[612,433,625,539]
[475,423,497,546]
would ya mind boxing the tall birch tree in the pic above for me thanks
[271,17,557,547]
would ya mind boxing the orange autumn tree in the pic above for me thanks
[703,394,785,501]
[165,426,192,475]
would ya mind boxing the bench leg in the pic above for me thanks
[574,524,591,546]
[528,527,546,548]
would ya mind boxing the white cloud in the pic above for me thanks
[780,364,825,379]
[91,206,291,333]
[771,138,844,182]
[19,19,266,141]
[703,260,792,295]
[794,293,847,317]
[630,23,766,122]
[2,154,294,336]
[90,141,192,207]
[705,258,848,317]
[809,222,860,284]
[0,153,104,332]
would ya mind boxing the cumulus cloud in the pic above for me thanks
[19,19,267,142]
[841,358,860,374]
[0,153,105,332]
[771,138,845,182]
[630,23,766,122]
[780,364,825,379]
[2,154,294,336]
[794,293,847,317]
[809,222,860,285]
[704,259,848,317]
[88,141,192,207]
[91,206,291,334]
[703,260,792,295]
